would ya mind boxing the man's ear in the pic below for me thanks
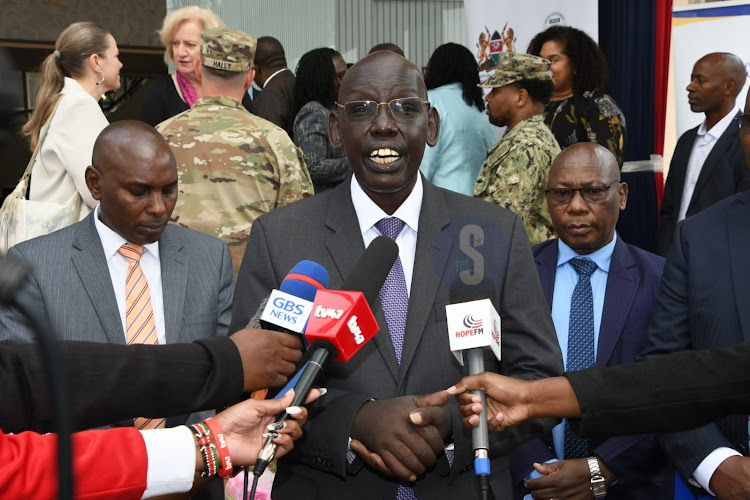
[194,60,203,85]
[426,106,440,147]
[516,88,529,107]
[328,110,344,150]
[85,166,102,201]
[244,69,256,91]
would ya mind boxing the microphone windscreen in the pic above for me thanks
[246,295,270,329]
[342,236,399,306]
[280,260,330,301]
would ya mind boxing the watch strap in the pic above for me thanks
[587,456,607,499]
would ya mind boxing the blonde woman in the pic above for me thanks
[139,5,253,126]
[22,21,122,220]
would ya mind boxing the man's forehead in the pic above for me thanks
[341,54,423,100]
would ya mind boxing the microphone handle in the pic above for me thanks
[277,346,330,423]
[466,349,489,453]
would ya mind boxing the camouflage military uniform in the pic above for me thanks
[474,115,560,245]
[156,27,313,271]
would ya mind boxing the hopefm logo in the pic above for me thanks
[462,315,483,329]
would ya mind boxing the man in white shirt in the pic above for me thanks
[230,50,564,499]
[658,52,750,256]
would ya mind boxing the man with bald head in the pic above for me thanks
[659,52,750,255]
[230,51,563,498]
[510,143,665,500]
[0,121,302,443]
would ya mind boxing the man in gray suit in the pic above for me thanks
[0,121,303,424]
[230,51,563,499]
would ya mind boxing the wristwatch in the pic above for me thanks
[587,456,607,499]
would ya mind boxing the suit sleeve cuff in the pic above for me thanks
[140,427,195,497]
[692,447,742,495]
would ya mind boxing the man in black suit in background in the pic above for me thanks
[658,52,750,255]
[253,36,296,137]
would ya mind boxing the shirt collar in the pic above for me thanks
[556,232,617,272]
[263,68,290,88]
[698,107,741,140]
[350,175,423,237]
[93,205,160,262]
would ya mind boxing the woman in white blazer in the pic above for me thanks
[22,21,122,220]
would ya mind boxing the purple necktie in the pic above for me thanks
[375,217,409,364]
[374,217,417,500]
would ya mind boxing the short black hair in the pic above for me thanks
[527,26,608,94]
[294,47,341,114]
[513,78,554,104]
[424,43,484,112]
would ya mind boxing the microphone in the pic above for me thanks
[445,291,501,500]
[247,260,330,337]
[251,236,399,479]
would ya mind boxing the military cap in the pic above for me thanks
[201,27,257,72]
[478,53,552,88]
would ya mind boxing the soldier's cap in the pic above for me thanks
[478,53,552,88]
[201,27,257,72]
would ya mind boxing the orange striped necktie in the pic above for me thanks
[117,243,165,429]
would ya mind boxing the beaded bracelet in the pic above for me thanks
[190,422,219,478]
[204,417,234,478]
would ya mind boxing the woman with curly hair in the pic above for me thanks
[292,47,349,192]
[528,26,627,168]
[420,43,496,195]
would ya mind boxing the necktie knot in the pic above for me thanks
[118,243,145,262]
[375,217,406,240]
[570,258,597,278]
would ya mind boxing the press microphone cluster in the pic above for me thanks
[446,292,501,500]
[250,236,399,486]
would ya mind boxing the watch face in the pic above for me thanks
[591,478,607,498]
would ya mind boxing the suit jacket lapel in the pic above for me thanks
[324,183,401,381]
[159,227,187,344]
[728,193,750,341]
[397,181,452,386]
[689,113,740,212]
[71,214,126,345]
[534,240,558,308]
[597,237,638,366]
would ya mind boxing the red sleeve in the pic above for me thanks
[0,427,148,500]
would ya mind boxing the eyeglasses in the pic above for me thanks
[737,113,750,133]
[545,181,621,206]
[335,97,431,123]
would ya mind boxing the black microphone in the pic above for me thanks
[251,236,398,479]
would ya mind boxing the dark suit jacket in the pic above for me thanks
[254,68,295,137]
[567,341,750,437]
[509,237,665,499]
[658,113,750,255]
[230,176,564,499]
[0,213,235,426]
[0,336,243,434]
[641,190,750,488]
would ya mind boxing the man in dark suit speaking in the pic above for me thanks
[230,51,564,499]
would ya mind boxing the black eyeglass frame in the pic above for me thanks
[544,180,623,205]
[334,97,431,123]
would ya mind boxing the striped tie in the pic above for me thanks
[118,243,165,429]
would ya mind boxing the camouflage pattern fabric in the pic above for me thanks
[157,95,313,271]
[475,114,560,246]
[478,52,552,89]
[201,27,257,72]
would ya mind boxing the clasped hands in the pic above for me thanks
[350,395,452,482]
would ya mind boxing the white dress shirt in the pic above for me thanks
[30,77,109,217]
[677,107,741,221]
[92,205,167,345]
[350,175,423,295]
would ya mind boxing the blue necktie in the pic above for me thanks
[564,258,598,460]
[374,217,417,500]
